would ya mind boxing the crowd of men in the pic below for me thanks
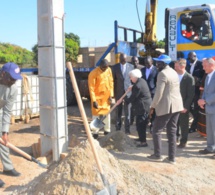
[88,51,215,165]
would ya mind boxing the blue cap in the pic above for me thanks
[2,62,22,80]
[153,54,172,64]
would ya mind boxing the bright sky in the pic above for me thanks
[0,0,214,51]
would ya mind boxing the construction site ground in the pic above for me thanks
[0,98,215,195]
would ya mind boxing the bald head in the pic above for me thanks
[144,56,153,68]
[131,56,139,68]
[120,53,127,65]
[99,59,109,72]
[188,52,197,63]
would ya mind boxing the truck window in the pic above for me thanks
[180,10,213,46]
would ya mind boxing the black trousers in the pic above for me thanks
[176,112,189,144]
[152,112,180,160]
[190,94,199,130]
[136,114,149,142]
[115,101,130,132]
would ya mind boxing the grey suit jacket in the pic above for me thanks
[202,72,215,114]
[151,66,183,116]
[180,71,195,111]
[124,63,134,97]
[112,63,134,100]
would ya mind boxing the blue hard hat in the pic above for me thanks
[153,54,172,64]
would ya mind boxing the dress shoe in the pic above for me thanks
[134,138,140,141]
[0,179,5,188]
[147,154,163,162]
[189,128,196,133]
[199,149,214,154]
[104,131,109,135]
[136,143,148,147]
[177,143,186,148]
[125,131,131,135]
[93,134,99,139]
[3,169,21,177]
[163,157,176,165]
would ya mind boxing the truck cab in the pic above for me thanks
[165,4,215,60]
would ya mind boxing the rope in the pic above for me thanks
[21,74,34,118]
[21,74,33,101]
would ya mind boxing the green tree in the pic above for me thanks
[65,33,80,46]
[32,44,38,65]
[32,32,80,64]
[157,38,165,48]
[0,42,34,67]
[65,37,79,62]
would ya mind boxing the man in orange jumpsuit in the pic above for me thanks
[88,59,114,139]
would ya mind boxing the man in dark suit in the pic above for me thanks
[198,58,215,156]
[141,56,158,98]
[141,56,158,131]
[174,58,195,148]
[186,52,205,133]
[111,53,134,134]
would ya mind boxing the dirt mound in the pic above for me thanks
[99,131,136,151]
[13,139,157,195]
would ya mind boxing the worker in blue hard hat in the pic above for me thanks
[0,62,23,188]
[147,54,184,164]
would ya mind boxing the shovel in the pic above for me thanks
[67,62,117,195]
[0,138,47,169]
[90,90,130,133]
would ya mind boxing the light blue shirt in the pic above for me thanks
[146,66,153,80]
[207,70,215,85]
[0,83,18,133]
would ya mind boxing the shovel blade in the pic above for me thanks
[90,118,105,133]
[96,183,117,195]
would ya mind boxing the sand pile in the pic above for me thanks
[99,131,136,151]
[13,136,150,195]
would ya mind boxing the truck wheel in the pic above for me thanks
[66,74,77,106]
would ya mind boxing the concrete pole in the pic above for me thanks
[37,0,68,161]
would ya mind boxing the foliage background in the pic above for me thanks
[0,33,165,68]
[0,32,80,68]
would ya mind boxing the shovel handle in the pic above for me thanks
[109,90,130,114]
[100,90,130,121]
[0,138,32,160]
[66,62,105,175]
[0,138,47,169]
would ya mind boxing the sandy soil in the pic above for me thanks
[0,99,215,195]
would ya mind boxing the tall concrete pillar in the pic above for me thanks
[37,0,68,161]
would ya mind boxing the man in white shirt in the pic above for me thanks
[186,52,205,133]
[112,53,134,134]
[174,58,195,148]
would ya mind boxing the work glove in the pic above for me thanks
[93,101,98,109]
